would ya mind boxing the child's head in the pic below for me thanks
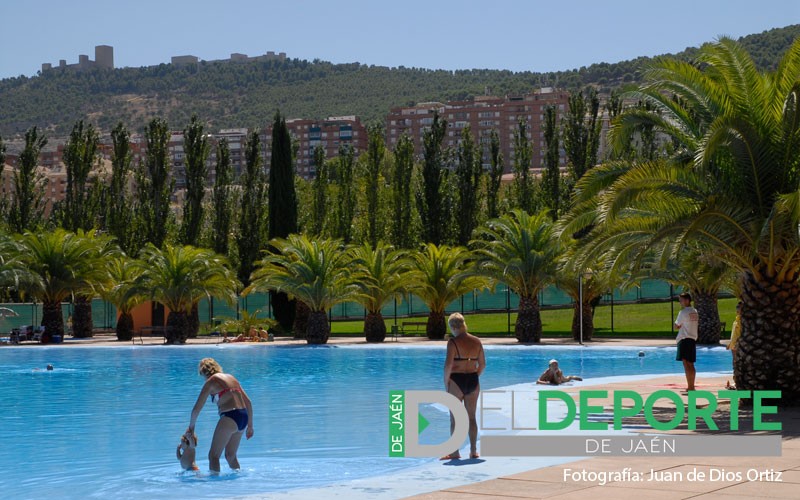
[180,430,198,449]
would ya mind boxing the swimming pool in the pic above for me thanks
[1,344,732,499]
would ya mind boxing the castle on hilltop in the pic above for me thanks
[42,45,114,73]
[41,45,286,72]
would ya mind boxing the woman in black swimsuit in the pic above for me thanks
[442,313,485,459]
[188,358,254,473]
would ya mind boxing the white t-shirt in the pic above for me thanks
[675,307,699,342]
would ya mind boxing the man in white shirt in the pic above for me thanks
[674,292,699,391]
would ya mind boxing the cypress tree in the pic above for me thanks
[542,106,561,220]
[237,130,267,286]
[212,138,233,257]
[180,115,210,246]
[454,126,483,246]
[563,87,602,182]
[268,111,298,331]
[8,126,47,233]
[310,145,327,236]
[364,124,385,246]
[61,120,101,232]
[0,135,5,225]
[391,134,415,248]
[333,143,355,243]
[511,119,534,214]
[486,129,504,220]
[137,118,173,249]
[108,123,137,255]
[417,111,448,245]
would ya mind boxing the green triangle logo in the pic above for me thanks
[418,412,429,434]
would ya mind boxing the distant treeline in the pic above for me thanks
[0,24,797,136]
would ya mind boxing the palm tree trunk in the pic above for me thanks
[694,289,721,345]
[166,311,190,344]
[516,294,542,343]
[271,291,296,334]
[306,310,330,344]
[571,299,594,342]
[364,311,386,342]
[188,302,200,338]
[42,301,64,338]
[426,311,446,340]
[735,271,800,403]
[72,295,93,338]
[116,312,134,341]
[293,301,310,340]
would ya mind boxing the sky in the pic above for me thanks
[0,0,798,79]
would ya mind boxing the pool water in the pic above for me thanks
[1,344,732,499]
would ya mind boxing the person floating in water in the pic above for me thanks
[536,359,583,385]
[176,430,199,471]
[441,313,485,460]
[188,358,254,473]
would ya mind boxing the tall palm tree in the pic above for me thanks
[472,210,559,342]
[565,38,800,400]
[15,229,111,337]
[247,235,358,344]
[408,244,488,340]
[351,242,413,342]
[102,256,146,341]
[133,244,239,344]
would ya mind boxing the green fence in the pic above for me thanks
[0,280,687,333]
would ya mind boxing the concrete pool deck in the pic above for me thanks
[403,374,800,500]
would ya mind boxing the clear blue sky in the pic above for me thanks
[1,0,798,79]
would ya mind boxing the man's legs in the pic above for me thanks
[683,360,696,391]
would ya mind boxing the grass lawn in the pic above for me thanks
[329,297,738,338]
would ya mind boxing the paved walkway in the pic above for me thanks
[405,374,800,500]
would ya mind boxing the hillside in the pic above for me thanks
[0,24,797,137]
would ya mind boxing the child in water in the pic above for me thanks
[176,430,199,471]
[536,359,583,385]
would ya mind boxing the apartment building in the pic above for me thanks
[385,88,570,173]
[262,116,367,179]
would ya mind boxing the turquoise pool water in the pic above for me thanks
[1,344,732,499]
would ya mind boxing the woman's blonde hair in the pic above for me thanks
[198,358,222,377]
[448,313,467,335]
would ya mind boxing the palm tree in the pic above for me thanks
[554,251,609,342]
[133,244,239,344]
[351,242,413,342]
[15,229,111,337]
[565,38,800,400]
[472,210,559,342]
[407,244,488,340]
[246,235,358,344]
[0,231,27,288]
[71,230,118,338]
[102,256,146,341]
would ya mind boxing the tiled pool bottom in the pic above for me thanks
[1,344,732,499]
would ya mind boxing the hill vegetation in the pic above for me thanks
[0,24,797,137]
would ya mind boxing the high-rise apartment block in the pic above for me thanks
[263,116,367,178]
[385,88,570,173]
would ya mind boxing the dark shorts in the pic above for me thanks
[676,338,696,363]
[220,408,248,431]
